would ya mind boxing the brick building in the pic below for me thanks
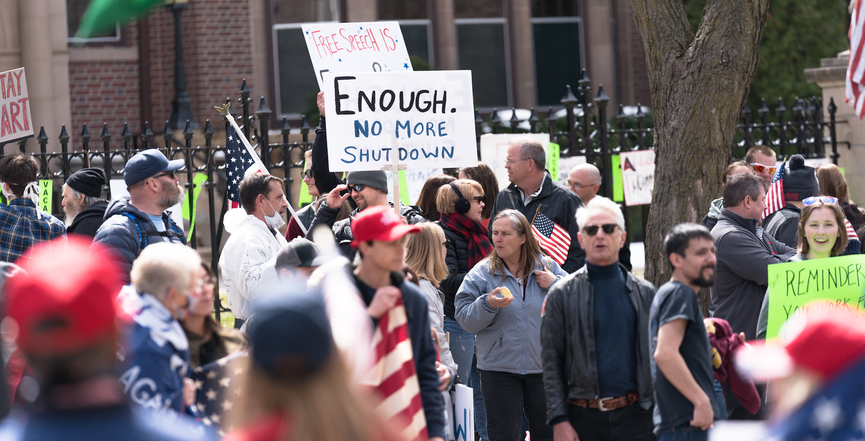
[0,0,649,148]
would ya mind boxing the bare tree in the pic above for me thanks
[633,0,771,289]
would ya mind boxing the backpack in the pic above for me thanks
[120,212,185,253]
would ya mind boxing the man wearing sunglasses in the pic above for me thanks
[309,170,425,260]
[94,149,186,282]
[542,196,657,441]
[744,145,777,188]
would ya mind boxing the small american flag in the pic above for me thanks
[225,124,265,209]
[845,218,859,242]
[531,212,570,265]
[847,0,865,118]
[365,298,428,441]
[189,351,249,437]
[762,162,786,220]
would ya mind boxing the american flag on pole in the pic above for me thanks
[225,124,266,209]
[366,298,428,441]
[847,0,865,119]
[531,212,570,265]
[762,162,786,220]
[189,351,249,437]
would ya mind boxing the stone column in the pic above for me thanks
[345,0,375,22]
[18,0,71,150]
[428,0,457,70]
[505,0,535,108]
[805,53,865,203]
[583,0,616,113]
[0,0,21,71]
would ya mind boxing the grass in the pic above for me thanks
[215,290,236,329]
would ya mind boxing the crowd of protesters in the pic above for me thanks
[0,125,865,441]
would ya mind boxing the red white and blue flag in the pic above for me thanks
[531,212,570,265]
[225,124,266,209]
[847,0,865,118]
[762,162,786,220]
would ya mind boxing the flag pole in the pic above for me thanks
[215,102,307,235]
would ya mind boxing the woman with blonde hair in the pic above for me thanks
[225,295,399,441]
[455,209,567,441]
[405,222,457,385]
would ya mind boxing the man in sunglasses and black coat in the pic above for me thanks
[542,196,657,441]
[309,170,426,260]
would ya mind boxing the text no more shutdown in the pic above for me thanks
[332,75,459,165]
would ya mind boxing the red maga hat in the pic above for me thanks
[350,205,421,248]
[6,237,125,356]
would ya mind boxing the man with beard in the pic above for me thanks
[62,167,109,237]
[650,223,722,440]
[94,149,186,282]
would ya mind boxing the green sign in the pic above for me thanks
[39,180,52,213]
[612,155,624,203]
[181,173,208,243]
[398,170,411,205]
[547,142,560,183]
[766,255,865,339]
[298,178,313,206]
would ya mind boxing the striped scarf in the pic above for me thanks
[440,213,494,269]
[367,298,428,441]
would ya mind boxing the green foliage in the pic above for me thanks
[683,0,849,110]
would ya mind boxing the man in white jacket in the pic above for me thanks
[219,173,289,328]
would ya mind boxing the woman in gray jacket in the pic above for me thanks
[455,209,567,441]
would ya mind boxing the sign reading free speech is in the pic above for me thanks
[323,70,477,172]
[766,255,865,339]
[301,21,412,89]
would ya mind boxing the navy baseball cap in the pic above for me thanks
[124,149,184,187]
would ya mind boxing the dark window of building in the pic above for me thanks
[533,18,583,107]
[455,0,503,19]
[531,0,580,17]
[399,20,432,69]
[66,0,120,43]
[378,0,428,20]
[456,19,510,109]
[273,0,338,24]
[273,25,320,117]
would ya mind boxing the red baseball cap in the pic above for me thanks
[6,237,125,356]
[350,205,421,248]
[736,300,865,381]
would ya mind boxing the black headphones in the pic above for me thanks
[449,182,471,215]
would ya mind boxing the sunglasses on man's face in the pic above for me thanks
[152,171,175,180]
[583,223,618,236]
[749,163,777,175]
[802,196,838,206]
[349,184,366,193]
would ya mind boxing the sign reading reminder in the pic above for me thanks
[766,255,865,339]
[302,21,412,89]
[323,70,477,172]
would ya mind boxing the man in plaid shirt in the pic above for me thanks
[0,154,66,263]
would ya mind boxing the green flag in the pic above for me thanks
[75,0,165,40]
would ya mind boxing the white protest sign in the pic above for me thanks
[479,133,550,191]
[557,155,587,185]
[620,150,655,206]
[302,21,412,89]
[323,70,477,171]
[0,68,33,144]
[406,168,443,204]
[109,179,185,233]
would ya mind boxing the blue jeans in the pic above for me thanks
[445,317,487,440]
[657,426,709,441]
[471,354,489,440]
[713,380,726,420]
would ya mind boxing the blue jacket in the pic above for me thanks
[455,255,567,374]
[93,197,185,282]
[121,293,190,422]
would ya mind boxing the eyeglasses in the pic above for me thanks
[349,184,365,193]
[749,163,777,175]
[301,169,314,179]
[802,196,838,206]
[505,158,527,166]
[583,223,618,236]
[152,171,175,180]
[568,181,598,190]
[442,241,450,249]
[472,196,484,202]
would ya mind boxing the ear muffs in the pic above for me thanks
[450,182,471,215]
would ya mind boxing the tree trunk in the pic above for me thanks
[632,0,771,289]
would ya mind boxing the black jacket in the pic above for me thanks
[763,204,800,249]
[489,176,585,272]
[67,199,108,238]
[310,202,425,260]
[436,221,469,320]
[710,209,795,339]
[541,264,656,424]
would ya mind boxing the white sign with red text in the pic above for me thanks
[620,150,655,206]
[0,68,33,144]
[302,21,412,89]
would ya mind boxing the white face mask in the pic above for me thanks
[0,183,13,201]
[264,198,286,230]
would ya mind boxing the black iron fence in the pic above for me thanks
[0,77,837,315]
